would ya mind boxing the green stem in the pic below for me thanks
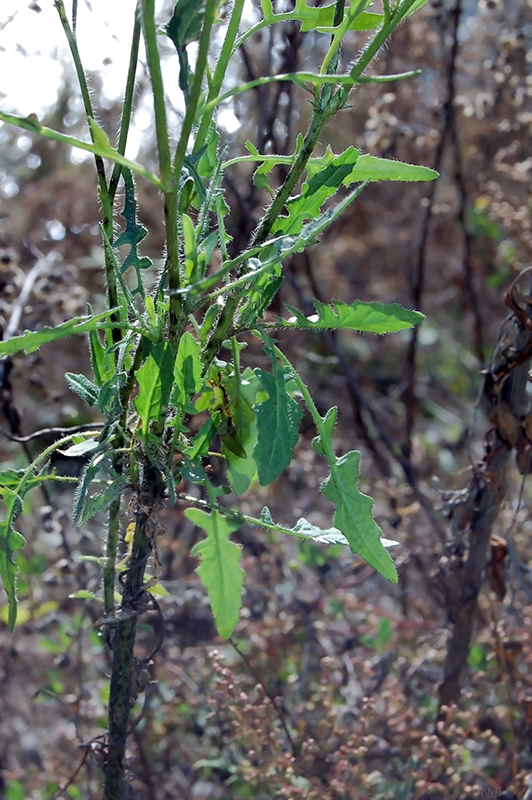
[193,0,246,154]
[103,467,164,800]
[104,499,120,614]
[140,0,183,343]
[109,9,142,204]
[53,0,128,354]
[173,0,217,180]
[166,0,218,343]
[140,0,173,192]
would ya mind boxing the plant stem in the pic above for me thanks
[193,0,246,154]
[109,9,142,204]
[103,466,165,799]
[173,0,218,181]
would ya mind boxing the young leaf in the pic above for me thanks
[65,372,99,406]
[272,147,360,235]
[187,508,245,638]
[182,214,198,282]
[172,331,204,412]
[134,342,175,436]
[223,368,262,495]
[113,168,152,297]
[282,299,424,333]
[320,449,398,582]
[253,365,303,485]
[349,155,438,182]
[0,310,118,357]
[0,487,26,630]
[79,473,129,525]
[89,326,114,386]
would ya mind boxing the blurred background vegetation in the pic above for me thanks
[1,0,532,797]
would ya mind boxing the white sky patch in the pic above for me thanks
[0,0,242,151]
[0,0,138,116]
[217,107,240,134]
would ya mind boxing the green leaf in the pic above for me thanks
[253,0,383,36]
[182,213,198,282]
[172,331,204,412]
[237,145,438,204]
[65,373,99,406]
[349,155,438,182]
[320,449,398,582]
[0,487,26,630]
[88,326,114,387]
[134,342,175,436]
[166,0,207,49]
[113,168,152,297]
[73,455,106,525]
[223,368,261,495]
[79,473,129,525]
[312,407,337,456]
[272,147,360,235]
[0,111,163,189]
[0,310,118,357]
[187,508,245,638]
[165,0,209,96]
[283,299,424,333]
[253,365,303,485]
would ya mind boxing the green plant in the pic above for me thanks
[0,0,436,794]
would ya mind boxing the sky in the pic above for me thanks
[0,1,140,115]
[0,0,241,168]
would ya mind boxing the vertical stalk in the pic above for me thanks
[140,0,182,345]
[103,468,164,799]
[172,0,217,181]
[193,0,246,155]
[109,8,143,203]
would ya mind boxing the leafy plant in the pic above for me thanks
[0,0,435,794]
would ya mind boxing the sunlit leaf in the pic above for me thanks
[0,310,118,357]
[187,508,245,638]
[320,448,398,582]
[282,299,424,333]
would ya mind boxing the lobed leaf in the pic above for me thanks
[0,310,118,357]
[282,299,424,333]
[320,449,398,582]
[273,147,360,236]
[250,0,383,38]
[113,168,152,297]
[187,508,245,638]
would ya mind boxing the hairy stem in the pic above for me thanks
[103,466,164,799]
